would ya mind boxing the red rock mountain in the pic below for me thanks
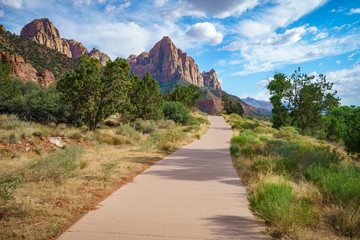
[127,36,221,90]
[20,18,110,66]
[0,51,54,86]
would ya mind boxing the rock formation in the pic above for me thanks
[88,48,111,66]
[66,39,88,59]
[0,25,6,31]
[20,18,110,66]
[201,69,221,90]
[0,51,54,86]
[128,36,221,90]
[20,18,72,58]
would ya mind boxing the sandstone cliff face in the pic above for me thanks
[66,39,88,59]
[88,48,111,66]
[0,51,54,86]
[201,69,221,90]
[20,18,72,58]
[0,25,6,31]
[128,36,206,86]
[20,18,110,66]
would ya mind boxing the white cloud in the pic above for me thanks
[154,0,168,7]
[326,61,360,105]
[348,51,360,61]
[308,71,317,77]
[0,9,4,17]
[349,8,360,14]
[0,0,22,9]
[229,60,242,65]
[314,32,328,40]
[164,0,260,20]
[238,0,328,38]
[336,60,341,64]
[257,78,270,88]
[105,1,130,13]
[186,22,223,45]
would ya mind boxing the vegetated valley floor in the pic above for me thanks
[0,112,209,240]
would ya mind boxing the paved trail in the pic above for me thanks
[58,116,270,240]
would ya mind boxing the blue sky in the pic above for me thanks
[1,0,360,105]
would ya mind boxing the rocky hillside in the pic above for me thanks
[20,18,110,66]
[128,36,221,90]
[241,97,273,111]
[0,26,76,81]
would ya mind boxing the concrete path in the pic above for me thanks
[58,116,270,240]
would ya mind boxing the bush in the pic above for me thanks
[240,120,259,130]
[231,135,248,146]
[307,164,360,206]
[274,143,299,158]
[0,175,22,203]
[274,126,299,140]
[266,139,288,152]
[156,119,176,129]
[251,156,274,173]
[116,124,140,142]
[274,157,299,174]
[240,146,256,158]
[253,126,270,134]
[259,135,269,142]
[132,119,157,134]
[230,145,239,156]
[163,101,190,125]
[249,183,316,235]
[294,145,342,169]
[29,145,85,183]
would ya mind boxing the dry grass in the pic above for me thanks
[0,113,210,240]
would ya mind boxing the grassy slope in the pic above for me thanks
[0,113,210,239]
[0,28,76,79]
[224,113,360,239]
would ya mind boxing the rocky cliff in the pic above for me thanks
[127,36,221,90]
[0,51,54,86]
[20,18,109,66]
[0,25,6,31]
[20,18,72,58]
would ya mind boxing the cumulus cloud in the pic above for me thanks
[238,0,328,38]
[257,78,270,88]
[349,8,360,14]
[105,1,130,13]
[0,9,4,17]
[314,32,328,40]
[326,61,360,105]
[154,0,168,8]
[164,0,260,20]
[308,71,317,77]
[0,0,23,9]
[186,22,223,45]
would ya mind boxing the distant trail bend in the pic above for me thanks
[58,116,271,240]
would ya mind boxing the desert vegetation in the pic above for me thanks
[225,113,360,239]
[0,56,210,239]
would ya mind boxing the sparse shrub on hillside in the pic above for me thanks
[251,156,274,173]
[253,126,270,134]
[116,124,140,142]
[259,135,269,142]
[266,139,288,152]
[132,119,157,134]
[273,126,299,140]
[0,175,22,203]
[29,145,85,183]
[157,119,176,129]
[230,145,239,156]
[249,182,316,235]
[231,135,249,146]
[240,120,259,130]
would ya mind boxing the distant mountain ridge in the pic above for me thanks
[20,18,110,66]
[241,97,273,111]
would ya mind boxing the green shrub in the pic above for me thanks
[240,146,256,158]
[116,124,140,142]
[259,135,269,142]
[29,145,85,183]
[307,164,360,206]
[163,101,190,125]
[251,156,274,173]
[240,120,259,130]
[0,175,22,203]
[266,139,288,152]
[156,119,176,129]
[70,132,82,140]
[101,160,118,173]
[274,126,299,140]
[230,145,239,156]
[274,143,299,158]
[249,183,316,235]
[254,126,270,134]
[295,145,343,169]
[231,135,248,146]
[274,157,299,174]
[132,119,157,134]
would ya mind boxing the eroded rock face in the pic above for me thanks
[0,25,6,31]
[201,69,221,90]
[88,48,111,66]
[128,36,205,86]
[20,18,73,58]
[20,18,110,66]
[0,51,54,86]
[66,39,89,59]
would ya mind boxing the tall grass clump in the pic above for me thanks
[29,145,85,183]
[307,164,360,206]
[230,145,239,156]
[132,119,157,134]
[273,126,299,140]
[231,135,249,146]
[0,175,22,203]
[116,123,140,142]
[249,182,316,236]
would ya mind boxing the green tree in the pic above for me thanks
[163,101,190,125]
[267,73,291,128]
[57,55,130,130]
[165,84,202,108]
[0,62,19,112]
[222,93,244,116]
[126,73,163,121]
